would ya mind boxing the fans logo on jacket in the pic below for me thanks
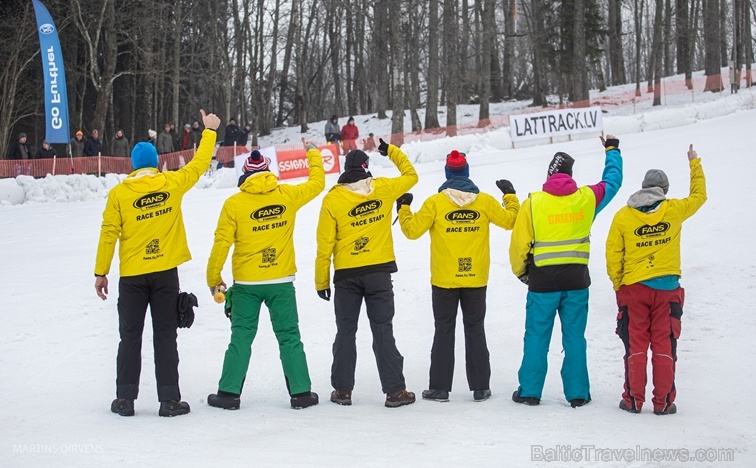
[133,192,170,211]
[251,205,286,222]
[445,209,480,224]
[349,200,382,217]
[634,222,670,238]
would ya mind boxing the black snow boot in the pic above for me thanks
[208,392,241,410]
[111,398,135,417]
[512,390,540,406]
[330,390,352,406]
[619,400,640,414]
[569,398,590,408]
[654,403,677,416]
[421,389,449,402]
[159,400,191,417]
[385,389,416,408]
[290,392,319,409]
[473,389,492,402]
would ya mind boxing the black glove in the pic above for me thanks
[518,274,529,285]
[496,179,516,195]
[378,138,389,156]
[604,137,619,149]
[317,289,331,301]
[396,193,413,213]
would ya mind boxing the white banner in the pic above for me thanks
[234,145,279,180]
[510,107,603,142]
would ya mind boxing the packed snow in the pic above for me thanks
[1,88,755,467]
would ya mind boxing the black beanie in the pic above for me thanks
[547,152,575,177]
[344,150,369,172]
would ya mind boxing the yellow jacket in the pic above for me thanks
[398,189,519,288]
[206,149,325,286]
[94,129,216,277]
[315,144,418,290]
[605,158,706,290]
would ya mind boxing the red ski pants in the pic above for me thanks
[616,283,684,413]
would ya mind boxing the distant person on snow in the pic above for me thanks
[69,130,85,157]
[35,140,56,159]
[509,135,623,408]
[363,133,377,152]
[324,115,341,145]
[157,123,174,154]
[223,118,242,147]
[83,129,102,156]
[606,144,706,416]
[205,139,325,411]
[94,109,220,418]
[397,150,520,403]
[113,129,131,158]
[340,116,359,152]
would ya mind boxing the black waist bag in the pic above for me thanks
[177,292,198,329]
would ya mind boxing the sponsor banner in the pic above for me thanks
[276,144,340,180]
[32,0,70,144]
[510,107,603,142]
[234,146,279,181]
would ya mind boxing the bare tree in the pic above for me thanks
[703,0,724,91]
[608,0,627,85]
[425,0,441,129]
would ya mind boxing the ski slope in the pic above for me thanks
[1,101,755,467]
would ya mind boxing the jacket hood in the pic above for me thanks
[542,173,578,196]
[330,178,374,198]
[123,168,167,192]
[627,187,666,210]
[438,177,479,194]
[240,171,279,194]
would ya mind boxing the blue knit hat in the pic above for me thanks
[131,142,159,170]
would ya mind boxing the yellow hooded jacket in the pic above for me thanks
[398,190,519,288]
[206,149,325,286]
[94,129,217,277]
[605,158,706,290]
[315,144,418,290]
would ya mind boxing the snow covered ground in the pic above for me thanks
[2,88,755,467]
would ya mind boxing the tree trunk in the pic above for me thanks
[444,0,459,134]
[652,0,664,105]
[634,0,644,97]
[663,0,673,76]
[172,1,182,127]
[703,0,724,91]
[676,0,689,74]
[390,0,405,146]
[609,0,627,85]
[425,0,441,129]
[328,1,343,115]
[571,0,589,104]
[744,0,753,87]
[502,0,515,98]
[478,0,496,122]
[276,0,297,127]
[530,0,547,106]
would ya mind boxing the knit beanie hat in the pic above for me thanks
[642,169,669,194]
[445,150,469,179]
[131,142,159,170]
[148,129,157,139]
[344,150,370,172]
[547,152,575,177]
[243,150,271,174]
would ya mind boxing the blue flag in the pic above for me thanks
[32,0,70,144]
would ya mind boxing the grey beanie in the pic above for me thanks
[642,169,669,194]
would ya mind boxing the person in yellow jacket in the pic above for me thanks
[94,109,221,417]
[205,139,325,410]
[606,144,706,416]
[315,139,418,408]
[397,150,520,403]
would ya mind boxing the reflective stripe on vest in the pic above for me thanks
[530,186,596,267]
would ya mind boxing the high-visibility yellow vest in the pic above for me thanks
[530,187,595,267]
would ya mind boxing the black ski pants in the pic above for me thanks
[116,268,181,401]
[331,271,406,394]
[429,286,490,392]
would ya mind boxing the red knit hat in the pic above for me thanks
[445,150,469,179]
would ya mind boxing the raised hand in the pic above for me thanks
[687,144,698,161]
[200,109,221,131]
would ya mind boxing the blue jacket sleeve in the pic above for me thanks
[594,148,623,215]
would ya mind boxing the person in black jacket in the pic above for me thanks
[35,141,56,159]
[8,133,31,160]
[223,118,242,147]
[84,129,103,156]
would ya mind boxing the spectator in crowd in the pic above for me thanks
[84,129,102,156]
[94,108,221,418]
[363,133,377,152]
[70,130,85,157]
[324,115,340,144]
[341,117,359,153]
[169,123,180,152]
[147,129,158,148]
[223,118,242,147]
[238,123,252,147]
[35,140,56,159]
[181,124,198,151]
[113,129,131,157]
[192,120,203,146]
[157,123,174,154]
[8,133,31,160]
